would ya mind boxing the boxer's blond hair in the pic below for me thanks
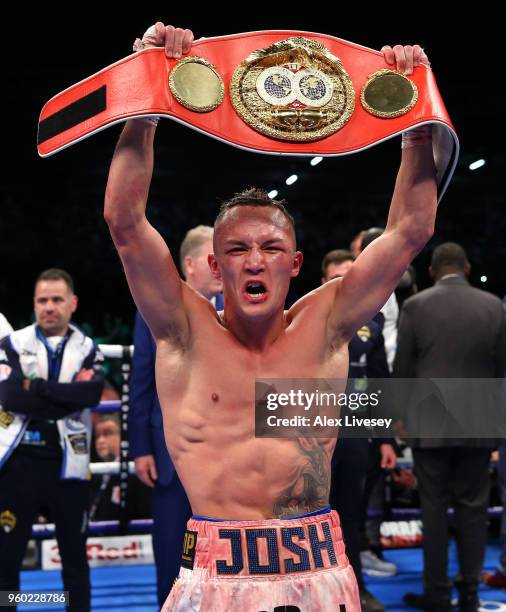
[179,225,214,276]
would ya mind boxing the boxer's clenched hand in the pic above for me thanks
[380,44,430,75]
[133,22,194,59]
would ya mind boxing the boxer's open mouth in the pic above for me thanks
[242,281,269,303]
[245,281,266,296]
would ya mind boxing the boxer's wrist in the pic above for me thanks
[401,125,432,149]
[127,117,160,128]
[135,116,160,127]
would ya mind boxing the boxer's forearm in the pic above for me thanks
[104,121,156,235]
[386,143,437,250]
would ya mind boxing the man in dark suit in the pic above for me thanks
[394,242,506,611]
[129,225,222,606]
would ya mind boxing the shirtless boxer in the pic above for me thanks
[104,22,434,612]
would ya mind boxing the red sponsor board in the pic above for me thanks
[380,520,423,548]
[42,535,154,569]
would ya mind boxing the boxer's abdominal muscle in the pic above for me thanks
[162,395,335,520]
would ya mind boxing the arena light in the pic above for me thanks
[268,190,278,199]
[310,156,323,166]
[286,174,298,186]
[480,275,487,283]
[469,159,486,171]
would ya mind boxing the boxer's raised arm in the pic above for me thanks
[104,120,188,344]
[329,137,437,342]
[104,23,194,345]
[324,44,436,342]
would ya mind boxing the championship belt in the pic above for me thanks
[38,31,459,200]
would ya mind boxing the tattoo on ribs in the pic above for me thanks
[273,439,330,518]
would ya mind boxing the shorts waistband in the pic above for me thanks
[181,508,348,578]
[192,505,332,522]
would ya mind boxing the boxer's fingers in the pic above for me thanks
[393,44,407,73]
[404,45,414,74]
[140,22,165,49]
[182,29,194,54]
[172,27,186,58]
[154,22,166,46]
[412,45,430,68]
[413,44,423,66]
[381,45,395,65]
[164,25,176,57]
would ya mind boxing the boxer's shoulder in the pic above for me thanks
[287,278,345,345]
[289,277,341,319]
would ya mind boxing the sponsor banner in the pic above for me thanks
[42,535,153,569]
[380,520,423,548]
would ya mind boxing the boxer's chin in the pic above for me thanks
[241,289,269,306]
[239,293,282,322]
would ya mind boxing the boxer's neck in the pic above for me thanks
[221,307,287,351]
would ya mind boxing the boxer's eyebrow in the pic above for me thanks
[224,238,285,248]
[261,239,284,246]
[224,240,249,249]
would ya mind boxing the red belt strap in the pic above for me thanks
[38,30,459,201]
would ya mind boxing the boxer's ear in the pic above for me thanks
[290,251,303,278]
[208,254,222,280]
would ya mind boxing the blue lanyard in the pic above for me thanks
[36,327,69,381]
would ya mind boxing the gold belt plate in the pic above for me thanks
[230,37,355,142]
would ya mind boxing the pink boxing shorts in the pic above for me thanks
[162,506,360,612]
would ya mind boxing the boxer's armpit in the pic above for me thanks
[272,441,330,518]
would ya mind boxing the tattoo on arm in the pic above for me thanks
[273,439,330,518]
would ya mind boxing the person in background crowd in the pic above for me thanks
[90,413,151,521]
[359,227,399,371]
[396,265,418,308]
[322,249,397,612]
[129,225,223,606]
[395,243,506,612]
[482,295,506,588]
[350,230,364,258]
[0,268,104,612]
[354,230,403,577]
[0,313,12,340]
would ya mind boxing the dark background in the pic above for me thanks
[1,11,503,339]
